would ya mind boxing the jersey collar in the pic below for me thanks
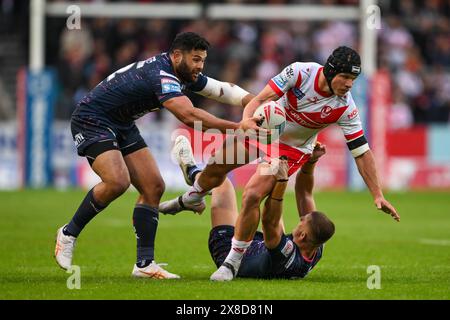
[314,67,333,98]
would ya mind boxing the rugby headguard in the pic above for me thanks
[323,46,361,93]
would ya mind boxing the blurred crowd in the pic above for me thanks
[35,0,450,125]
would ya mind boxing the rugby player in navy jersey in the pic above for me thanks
[169,136,334,279]
[54,32,263,279]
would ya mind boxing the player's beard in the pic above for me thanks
[177,59,196,83]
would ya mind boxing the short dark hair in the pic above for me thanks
[308,211,335,245]
[169,32,210,53]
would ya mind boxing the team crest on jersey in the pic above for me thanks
[281,240,294,257]
[320,106,333,119]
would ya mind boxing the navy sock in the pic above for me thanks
[133,205,159,266]
[187,165,202,183]
[64,188,107,237]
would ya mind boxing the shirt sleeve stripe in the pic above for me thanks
[268,79,284,97]
[344,129,364,141]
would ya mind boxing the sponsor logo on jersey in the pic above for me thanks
[161,77,181,94]
[292,88,305,100]
[160,70,179,80]
[347,108,358,120]
[284,66,294,79]
[307,96,319,104]
[281,240,294,257]
[274,66,295,88]
[273,75,287,88]
[320,106,333,119]
[285,108,323,129]
[161,78,178,85]
[285,250,296,269]
[145,56,156,64]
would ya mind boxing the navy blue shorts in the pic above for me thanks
[208,225,264,268]
[71,114,147,165]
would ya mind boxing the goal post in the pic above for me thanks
[31,1,377,75]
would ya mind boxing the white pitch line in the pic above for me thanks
[418,238,450,246]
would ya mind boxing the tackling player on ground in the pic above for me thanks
[54,32,262,279]
[170,136,334,279]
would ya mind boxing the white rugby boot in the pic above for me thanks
[54,225,77,270]
[132,261,181,279]
[210,263,236,281]
[172,135,197,186]
[159,135,207,215]
[159,195,206,215]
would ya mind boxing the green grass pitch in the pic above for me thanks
[0,189,449,300]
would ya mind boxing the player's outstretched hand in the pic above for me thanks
[310,141,326,162]
[239,115,270,134]
[375,197,400,222]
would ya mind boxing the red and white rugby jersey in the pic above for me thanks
[268,62,369,157]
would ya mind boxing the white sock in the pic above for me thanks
[182,180,207,203]
[223,237,252,274]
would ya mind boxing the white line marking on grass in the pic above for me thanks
[192,265,211,270]
[418,238,450,246]
[101,219,129,227]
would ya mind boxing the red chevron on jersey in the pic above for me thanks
[287,89,297,109]
[301,105,349,124]
[344,130,364,141]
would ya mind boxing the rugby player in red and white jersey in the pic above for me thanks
[159,46,400,281]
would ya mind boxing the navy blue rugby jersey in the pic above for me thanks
[238,234,324,279]
[73,53,207,125]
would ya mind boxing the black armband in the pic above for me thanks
[346,135,370,158]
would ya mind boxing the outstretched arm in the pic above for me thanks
[163,95,262,133]
[261,158,289,249]
[355,150,400,222]
[196,76,254,108]
[295,142,326,219]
